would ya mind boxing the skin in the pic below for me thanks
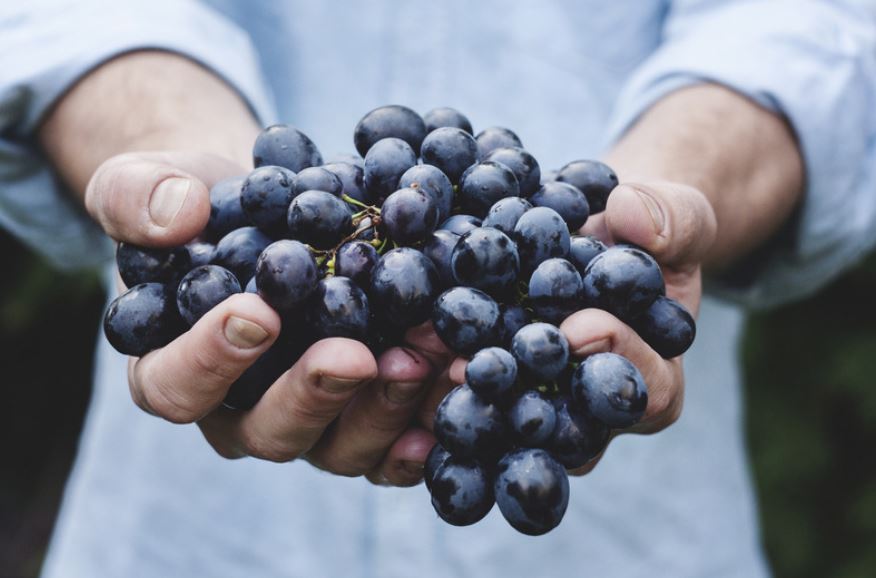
[40,51,803,484]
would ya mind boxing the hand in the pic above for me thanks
[88,150,451,485]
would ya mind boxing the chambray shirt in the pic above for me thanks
[2,1,876,577]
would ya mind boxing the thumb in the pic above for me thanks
[603,182,717,270]
[85,151,246,247]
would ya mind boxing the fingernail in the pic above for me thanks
[400,460,424,477]
[224,316,269,349]
[149,177,191,227]
[319,375,362,393]
[632,188,666,235]
[384,381,423,404]
[574,337,611,357]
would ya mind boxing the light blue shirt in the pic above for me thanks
[1,1,875,577]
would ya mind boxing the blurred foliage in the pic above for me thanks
[0,225,874,577]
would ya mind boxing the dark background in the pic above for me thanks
[1,228,874,578]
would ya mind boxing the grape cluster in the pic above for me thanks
[102,105,697,534]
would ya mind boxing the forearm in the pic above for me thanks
[39,50,260,199]
[604,84,804,269]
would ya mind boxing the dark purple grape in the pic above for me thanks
[184,242,214,268]
[325,153,364,169]
[398,164,453,222]
[432,287,502,355]
[423,107,473,135]
[434,384,507,459]
[335,240,379,289]
[116,242,191,287]
[450,227,519,297]
[254,240,319,313]
[379,188,439,246]
[223,330,310,410]
[582,246,664,321]
[457,161,520,217]
[363,137,418,201]
[482,197,532,235]
[499,304,529,348]
[287,190,353,250]
[244,276,257,294]
[556,160,618,214]
[511,322,569,383]
[571,352,648,428]
[253,124,322,173]
[304,276,370,340]
[482,147,541,197]
[369,248,440,329]
[541,168,558,184]
[475,126,523,160]
[439,214,482,236]
[430,457,494,526]
[354,105,427,156]
[292,166,343,197]
[568,236,606,275]
[528,258,583,325]
[103,283,183,356]
[420,127,478,184]
[631,296,696,359]
[322,161,372,205]
[548,397,610,469]
[508,391,557,447]
[424,443,451,492]
[422,229,460,288]
[205,176,249,242]
[212,226,272,285]
[512,207,571,275]
[494,448,569,536]
[465,347,517,401]
[240,165,297,235]
[530,181,590,230]
[176,265,241,326]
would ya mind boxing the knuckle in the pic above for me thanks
[242,434,301,463]
[141,380,203,424]
[190,347,242,384]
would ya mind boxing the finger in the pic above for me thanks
[560,308,683,433]
[602,182,717,270]
[367,427,437,487]
[404,321,453,367]
[449,356,466,385]
[305,346,433,476]
[85,151,244,246]
[416,367,458,432]
[577,212,608,242]
[129,293,280,423]
[206,338,378,463]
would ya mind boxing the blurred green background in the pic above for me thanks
[1,228,874,578]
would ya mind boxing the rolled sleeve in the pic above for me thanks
[604,0,876,308]
[0,0,275,269]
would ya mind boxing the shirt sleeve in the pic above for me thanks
[0,0,276,270]
[603,0,876,309]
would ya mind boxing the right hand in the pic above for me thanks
[89,150,449,486]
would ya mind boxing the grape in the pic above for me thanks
[423,107,473,135]
[568,236,606,275]
[422,229,459,289]
[354,104,427,156]
[223,330,311,410]
[438,214,481,236]
[530,181,590,230]
[450,227,519,297]
[475,126,523,160]
[304,276,370,340]
[465,347,517,402]
[424,443,451,492]
[482,146,541,197]
[571,352,648,428]
[398,164,453,222]
[512,207,571,275]
[420,127,478,184]
[205,176,249,242]
[432,287,502,355]
[212,226,272,285]
[508,390,557,447]
[240,165,297,235]
[548,397,610,469]
[335,240,379,289]
[287,190,353,250]
[244,276,257,294]
[499,304,529,348]
[494,448,569,536]
[369,248,440,329]
[363,137,418,201]
[430,457,495,526]
[582,246,664,321]
[103,283,182,356]
[253,124,322,173]
[528,258,583,325]
[433,384,507,460]
[511,322,569,383]
[379,187,439,246]
[254,240,319,312]
[292,166,343,197]
[184,242,215,269]
[322,161,371,205]
[457,161,520,217]
[116,242,191,287]
[555,159,618,214]
[176,265,242,326]
[482,196,532,235]
[325,153,364,169]
[631,296,696,359]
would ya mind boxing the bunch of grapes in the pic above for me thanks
[103,105,696,534]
